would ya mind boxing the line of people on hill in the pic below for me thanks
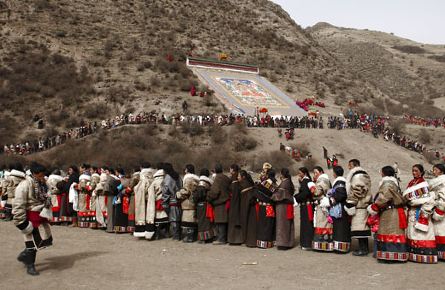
[2,159,445,276]
[327,111,445,161]
[403,114,445,128]
[1,113,324,156]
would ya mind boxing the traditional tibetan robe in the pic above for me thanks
[93,173,108,229]
[240,180,257,247]
[430,174,445,260]
[177,173,200,242]
[368,176,408,262]
[403,177,437,263]
[312,174,333,251]
[46,174,64,225]
[126,172,140,233]
[328,177,351,253]
[13,175,53,251]
[345,167,372,238]
[255,179,277,249]
[113,176,129,233]
[192,176,214,242]
[104,174,121,233]
[77,174,92,228]
[228,177,244,244]
[272,178,295,249]
[133,168,155,237]
[146,170,168,240]
[59,172,79,224]
[88,173,100,229]
[294,177,315,248]
[162,174,182,240]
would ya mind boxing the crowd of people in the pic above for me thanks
[328,111,445,161]
[1,113,325,156]
[1,159,445,276]
[403,114,445,128]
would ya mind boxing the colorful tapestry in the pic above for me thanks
[216,78,286,108]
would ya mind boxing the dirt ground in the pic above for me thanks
[1,214,443,290]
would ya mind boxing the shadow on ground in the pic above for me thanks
[36,251,108,272]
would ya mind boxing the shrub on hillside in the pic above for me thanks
[418,129,431,144]
[389,119,406,135]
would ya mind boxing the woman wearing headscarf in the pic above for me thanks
[272,168,295,250]
[403,164,437,263]
[294,167,315,250]
[367,166,407,262]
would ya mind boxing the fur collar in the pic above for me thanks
[79,174,91,181]
[140,168,155,175]
[48,174,63,182]
[333,176,346,186]
[4,170,10,178]
[199,175,213,185]
[99,173,108,182]
[153,169,165,179]
[109,174,119,180]
[10,169,26,179]
[184,173,200,183]
[429,174,445,190]
[317,173,330,182]
[346,166,366,183]
[379,176,399,188]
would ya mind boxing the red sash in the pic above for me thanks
[266,205,275,218]
[206,203,215,222]
[52,195,62,212]
[155,200,164,211]
[86,195,91,210]
[225,199,231,211]
[307,204,314,221]
[398,208,407,229]
[122,196,130,214]
[286,204,294,220]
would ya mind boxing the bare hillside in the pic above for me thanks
[0,0,379,144]
[309,22,445,117]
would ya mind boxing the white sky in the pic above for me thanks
[272,0,445,44]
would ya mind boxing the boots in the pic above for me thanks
[182,226,197,243]
[17,249,39,276]
[213,223,227,245]
[171,222,181,241]
[352,238,369,256]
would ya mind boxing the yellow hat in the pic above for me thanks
[262,162,272,170]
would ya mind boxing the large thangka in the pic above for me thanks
[216,78,286,108]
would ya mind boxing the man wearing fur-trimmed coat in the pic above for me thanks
[344,159,372,256]
[133,163,155,238]
[176,164,200,242]
[208,164,231,244]
[13,163,52,276]
[145,169,169,240]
